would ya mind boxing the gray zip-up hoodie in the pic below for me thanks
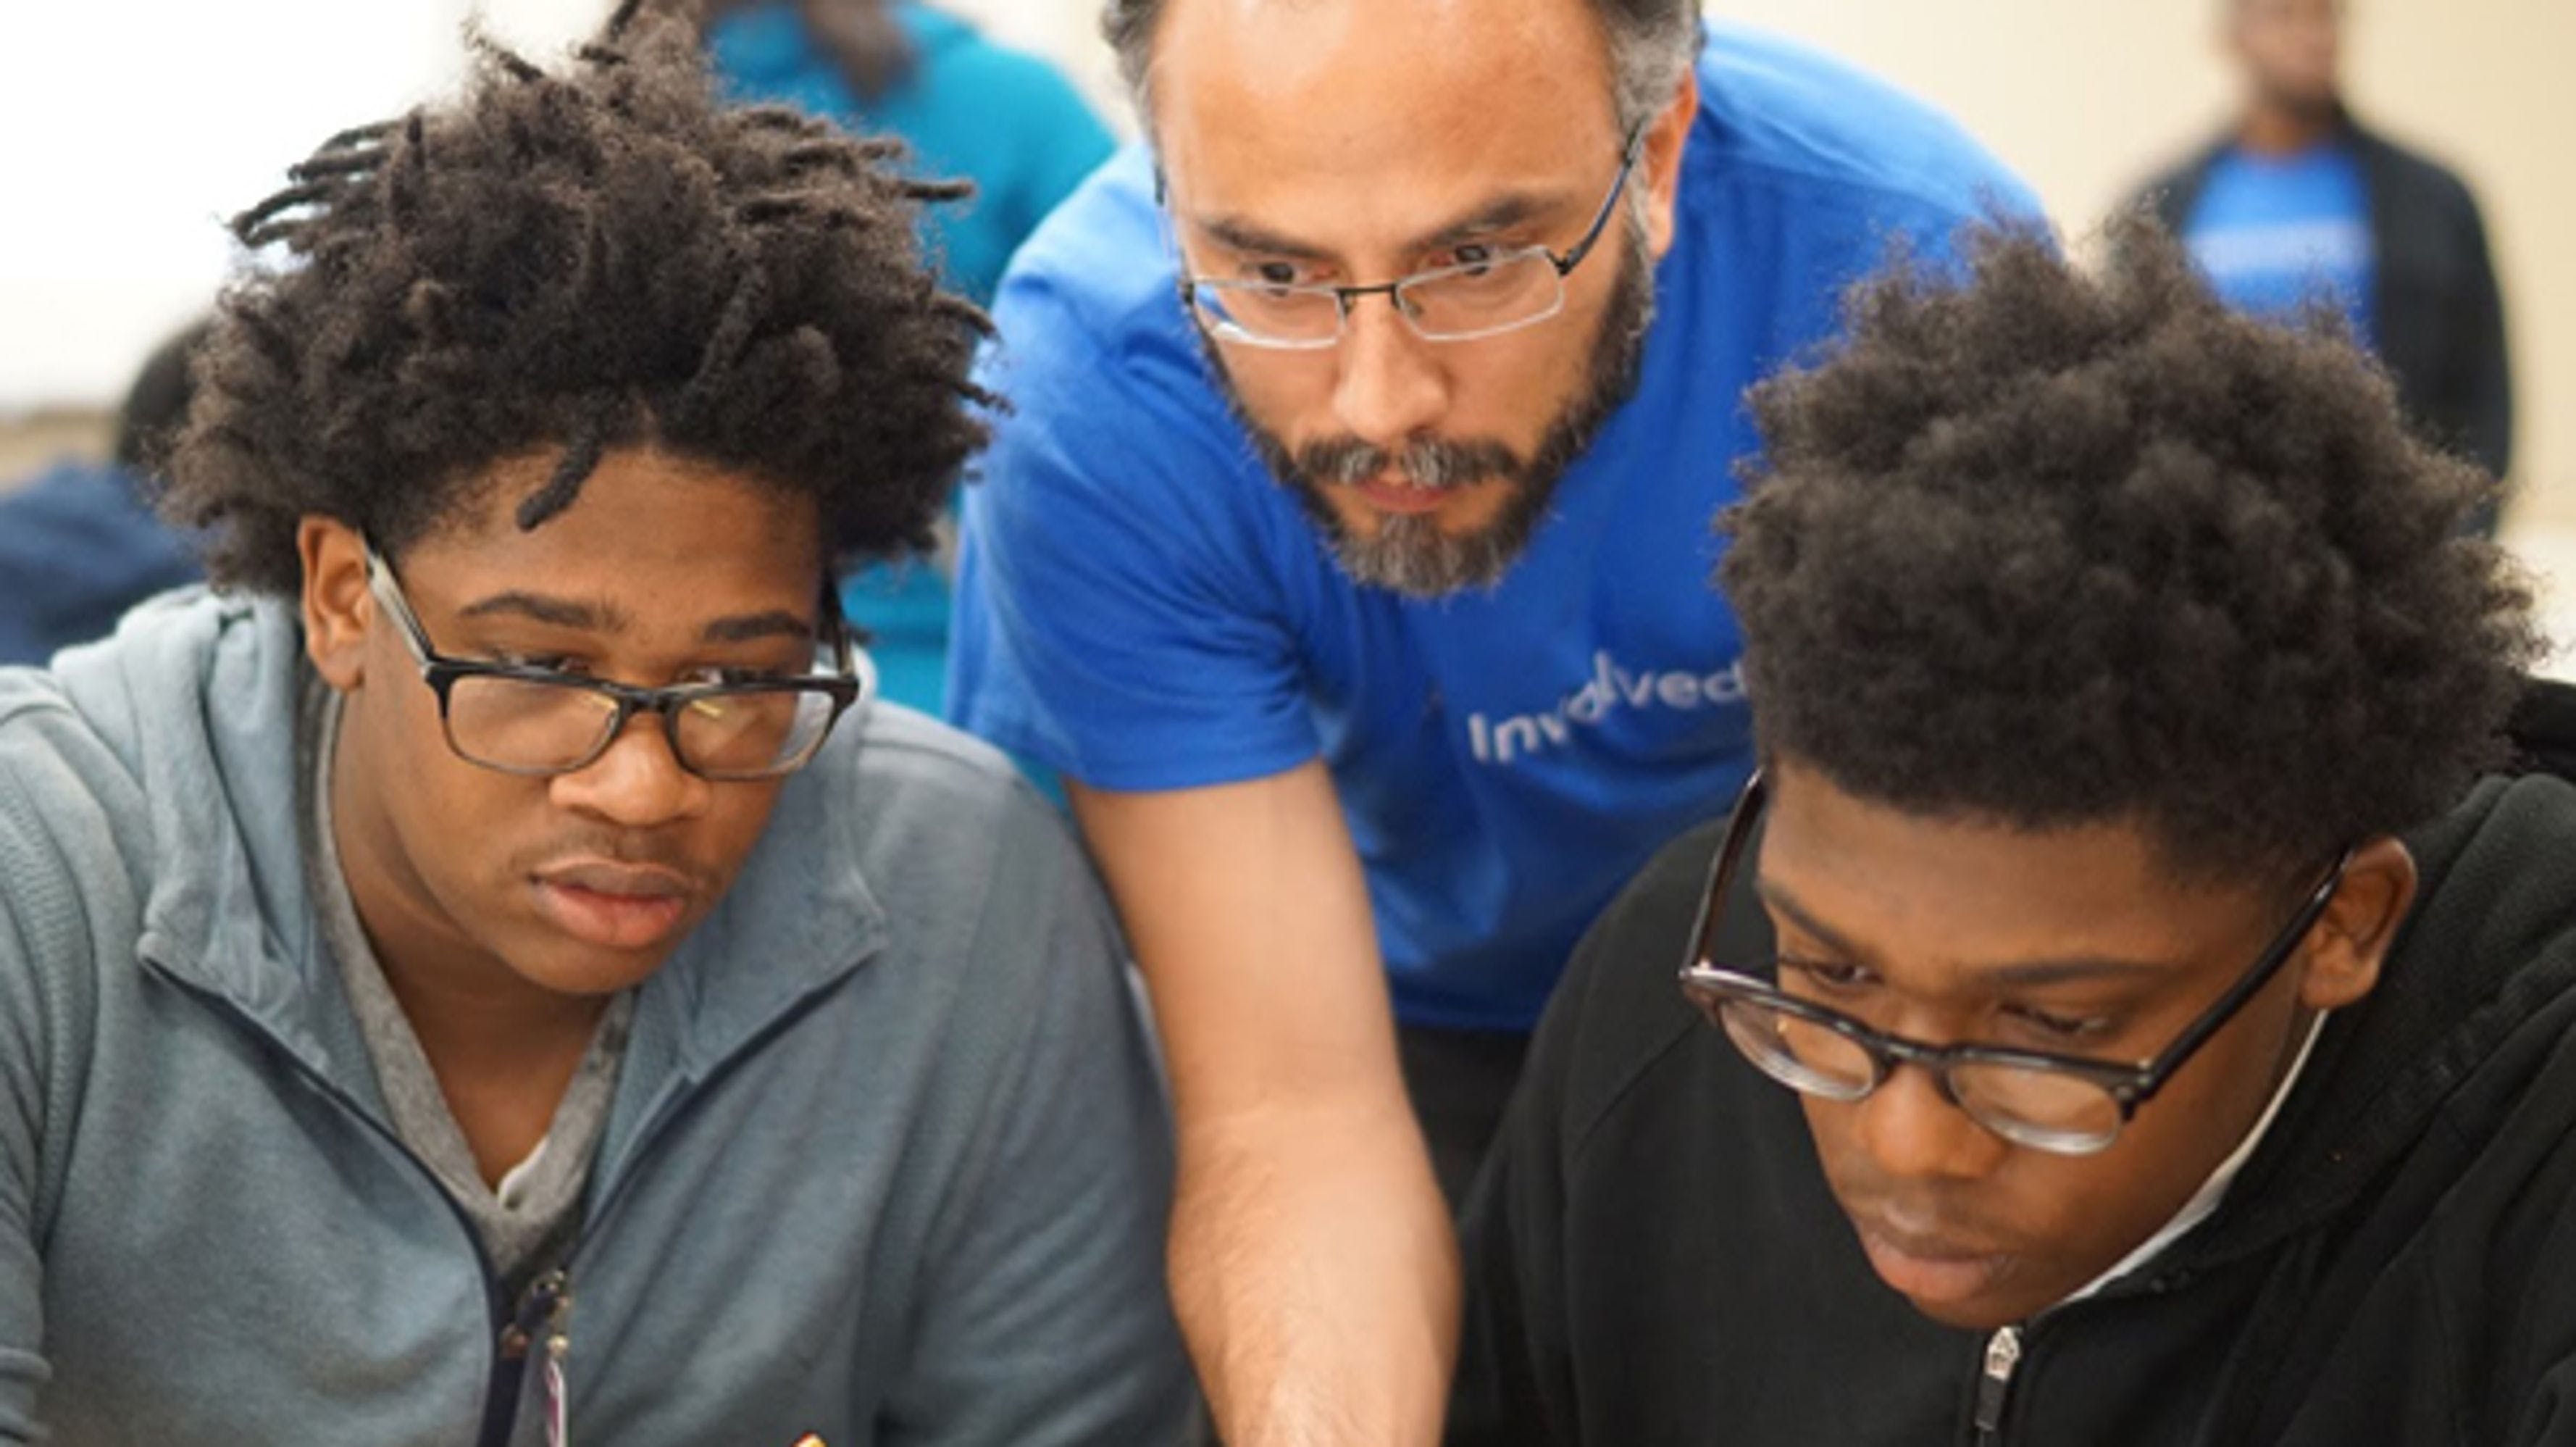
[0,589,1193,1445]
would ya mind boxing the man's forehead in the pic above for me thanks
[1150,0,1618,163]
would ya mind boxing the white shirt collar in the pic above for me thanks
[2059,1008,2330,1306]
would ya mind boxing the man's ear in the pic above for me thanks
[1636,68,1697,260]
[2298,836,2417,1012]
[299,517,372,693]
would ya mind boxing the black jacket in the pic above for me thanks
[1456,737,2576,1443]
[2133,117,2514,509]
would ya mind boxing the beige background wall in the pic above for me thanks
[7,0,2567,524]
[1700,0,2575,527]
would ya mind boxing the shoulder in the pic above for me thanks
[1684,24,2033,228]
[795,702,1109,953]
[2403,774,2576,977]
[987,145,1179,364]
[2347,120,2480,212]
[909,9,1097,109]
[1532,816,1729,1146]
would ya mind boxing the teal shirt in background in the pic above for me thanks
[708,1,1117,714]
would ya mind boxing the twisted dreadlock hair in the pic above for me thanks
[1720,218,2540,881]
[164,0,990,595]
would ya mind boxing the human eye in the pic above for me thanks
[1778,956,1876,996]
[1237,259,1316,292]
[1446,242,1501,275]
[491,650,586,675]
[2000,1001,2119,1045]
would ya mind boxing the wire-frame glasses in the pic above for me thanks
[1180,124,1647,349]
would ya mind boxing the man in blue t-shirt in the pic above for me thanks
[946,1,2025,1438]
[2133,0,2512,532]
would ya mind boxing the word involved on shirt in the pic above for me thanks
[1468,651,1746,766]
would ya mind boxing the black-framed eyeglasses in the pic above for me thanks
[362,539,871,782]
[1177,124,1647,350]
[1676,770,2351,1156]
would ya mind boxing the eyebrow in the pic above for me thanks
[1191,190,1565,267]
[457,592,814,646]
[1756,877,2175,989]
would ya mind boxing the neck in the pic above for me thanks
[2240,97,2339,156]
[330,726,609,1181]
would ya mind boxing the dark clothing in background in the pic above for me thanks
[1453,717,2576,1443]
[2136,117,2514,527]
[0,461,198,666]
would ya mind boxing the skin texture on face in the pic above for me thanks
[2230,0,2344,122]
[1150,0,1692,594]
[1752,759,2411,1330]
[300,448,829,1024]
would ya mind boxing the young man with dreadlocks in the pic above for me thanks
[0,13,1191,1443]
[1450,221,2576,1445]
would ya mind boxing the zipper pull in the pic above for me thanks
[1972,1325,2022,1443]
[497,1268,573,1359]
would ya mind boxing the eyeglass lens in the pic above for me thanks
[1195,249,1566,346]
[443,675,835,779]
[1707,993,2126,1153]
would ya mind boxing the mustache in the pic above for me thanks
[1292,433,1527,493]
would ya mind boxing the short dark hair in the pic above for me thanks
[1719,218,2540,879]
[165,6,989,595]
[1101,0,1702,132]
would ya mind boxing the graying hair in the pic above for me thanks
[1103,0,1702,133]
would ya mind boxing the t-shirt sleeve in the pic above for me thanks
[948,285,1323,792]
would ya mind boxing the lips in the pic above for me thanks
[1357,473,1458,517]
[531,859,696,951]
[1849,1214,2017,1309]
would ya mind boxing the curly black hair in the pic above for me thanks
[1719,217,2541,879]
[164,1,990,595]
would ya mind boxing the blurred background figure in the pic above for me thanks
[0,322,205,666]
[701,0,1112,306]
[697,0,1115,713]
[2133,0,2514,534]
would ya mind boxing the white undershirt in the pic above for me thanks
[2060,1009,2330,1306]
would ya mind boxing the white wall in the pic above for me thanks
[7,1,2568,523]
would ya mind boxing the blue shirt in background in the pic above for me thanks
[948,25,2033,1032]
[2185,141,2378,346]
[708,1,1117,714]
[0,460,198,667]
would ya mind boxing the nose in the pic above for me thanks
[1850,1061,2012,1183]
[1329,294,1452,449]
[548,710,712,829]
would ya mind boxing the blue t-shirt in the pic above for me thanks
[949,25,2031,1032]
[2184,141,2378,346]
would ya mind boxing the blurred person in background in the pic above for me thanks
[698,0,1116,714]
[2133,0,2513,534]
[0,323,205,665]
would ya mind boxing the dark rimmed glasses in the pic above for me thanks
[1179,124,1647,349]
[1677,771,2351,1156]
[363,540,870,782]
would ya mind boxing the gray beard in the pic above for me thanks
[1212,222,1657,598]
